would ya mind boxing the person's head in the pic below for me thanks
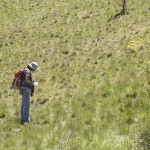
[28,62,39,71]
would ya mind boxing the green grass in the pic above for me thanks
[0,0,150,149]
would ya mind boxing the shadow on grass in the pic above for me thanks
[136,127,150,149]
[108,11,128,22]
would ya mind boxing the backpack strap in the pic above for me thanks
[13,77,19,92]
[21,68,32,88]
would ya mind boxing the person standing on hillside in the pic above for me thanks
[20,62,39,125]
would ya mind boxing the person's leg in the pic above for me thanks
[21,88,31,124]
[21,89,25,124]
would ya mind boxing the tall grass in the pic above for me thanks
[0,0,150,149]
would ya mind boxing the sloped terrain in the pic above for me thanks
[0,0,150,149]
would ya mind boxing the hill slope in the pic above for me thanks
[0,0,150,149]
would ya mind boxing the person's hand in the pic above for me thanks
[32,82,38,86]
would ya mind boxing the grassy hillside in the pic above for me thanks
[0,0,150,149]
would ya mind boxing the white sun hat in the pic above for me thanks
[29,62,39,70]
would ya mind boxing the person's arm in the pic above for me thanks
[24,70,33,87]
[24,77,33,86]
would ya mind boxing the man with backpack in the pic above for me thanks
[19,62,39,125]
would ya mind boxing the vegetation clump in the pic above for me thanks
[0,0,150,149]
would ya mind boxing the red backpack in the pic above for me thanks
[12,69,24,90]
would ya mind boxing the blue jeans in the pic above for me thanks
[21,88,31,122]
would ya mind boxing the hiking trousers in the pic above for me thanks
[21,88,31,123]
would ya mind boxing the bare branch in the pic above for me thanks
[115,0,122,6]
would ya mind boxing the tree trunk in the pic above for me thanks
[122,0,127,14]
